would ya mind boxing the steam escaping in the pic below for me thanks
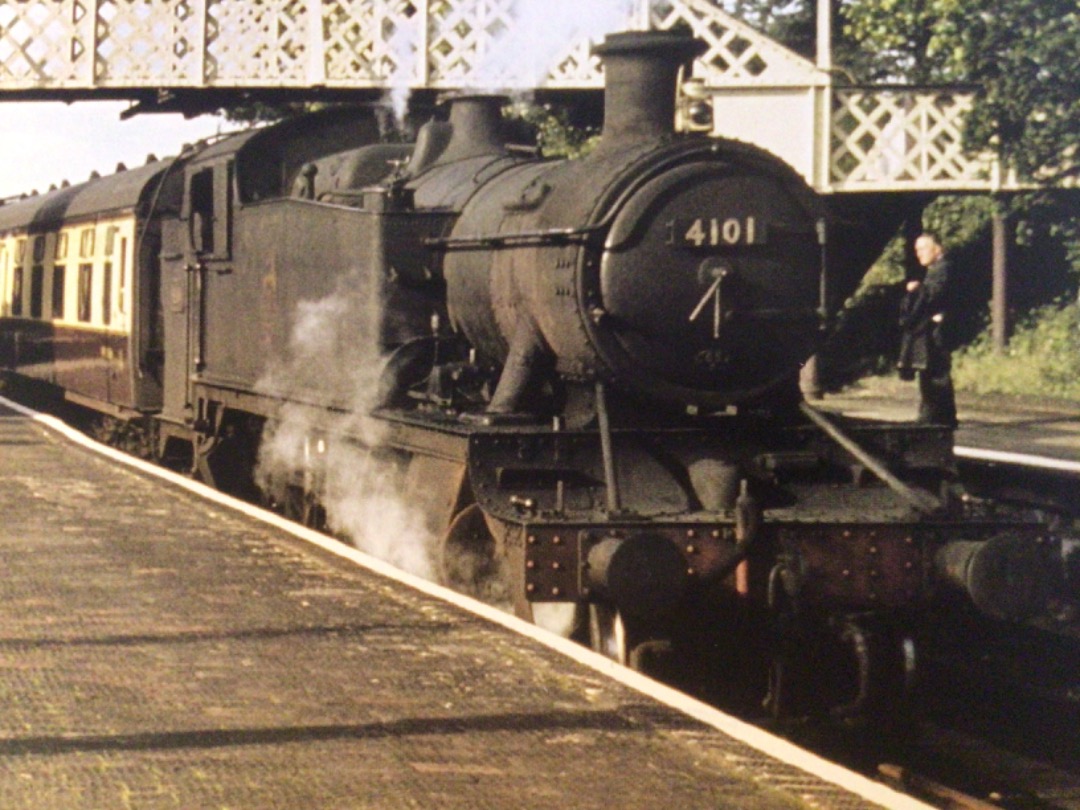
[255,269,437,581]
[385,11,424,126]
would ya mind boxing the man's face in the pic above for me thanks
[914,237,942,268]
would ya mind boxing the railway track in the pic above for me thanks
[695,443,1080,810]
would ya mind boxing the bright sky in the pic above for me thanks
[0,101,229,198]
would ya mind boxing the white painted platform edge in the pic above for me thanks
[955,444,1080,475]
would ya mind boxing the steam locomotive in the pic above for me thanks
[1,30,1071,724]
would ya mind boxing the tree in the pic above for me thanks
[958,0,1080,185]
[837,0,967,84]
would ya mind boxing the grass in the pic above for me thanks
[953,299,1080,400]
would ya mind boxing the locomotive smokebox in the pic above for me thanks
[591,30,707,149]
[586,534,689,617]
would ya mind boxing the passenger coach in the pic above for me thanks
[0,158,179,416]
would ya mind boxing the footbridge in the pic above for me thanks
[0,0,1019,196]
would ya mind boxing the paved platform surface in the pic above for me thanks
[0,401,922,810]
[816,378,1080,466]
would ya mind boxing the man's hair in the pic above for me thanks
[916,231,942,247]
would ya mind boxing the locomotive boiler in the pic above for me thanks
[0,30,1071,726]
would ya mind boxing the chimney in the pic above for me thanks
[592,31,707,149]
[436,93,509,163]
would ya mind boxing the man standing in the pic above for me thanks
[897,232,958,428]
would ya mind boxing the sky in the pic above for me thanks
[0,102,229,198]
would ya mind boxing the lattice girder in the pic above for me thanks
[830,89,993,191]
[0,0,827,89]
[649,0,825,87]
[0,0,1011,193]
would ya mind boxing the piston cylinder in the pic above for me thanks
[586,534,689,617]
[934,533,1057,620]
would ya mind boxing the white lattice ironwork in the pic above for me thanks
[0,0,1013,193]
[649,0,825,87]
[0,0,90,85]
[322,0,423,83]
[94,0,204,85]
[207,0,310,84]
[829,89,997,192]
[0,0,826,89]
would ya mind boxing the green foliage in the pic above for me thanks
[839,0,967,83]
[954,299,1080,399]
[959,0,1080,184]
[850,195,996,295]
[224,101,325,124]
[504,102,599,159]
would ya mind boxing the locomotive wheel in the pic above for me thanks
[439,504,509,607]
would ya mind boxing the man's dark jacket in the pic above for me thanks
[897,255,952,373]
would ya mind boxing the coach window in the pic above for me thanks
[52,265,66,319]
[11,265,23,317]
[78,263,92,323]
[0,245,7,317]
[119,237,129,314]
[79,227,95,259]
[30,264,44,319]
[29,236,45,319]
[101,262,112,326]
[12,238,25,317]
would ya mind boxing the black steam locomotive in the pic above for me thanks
[1,31,1070,723]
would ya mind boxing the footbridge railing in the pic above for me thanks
[0,0,1017,193]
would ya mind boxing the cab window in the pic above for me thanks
[190,168,215,254]
[187,163,232,259]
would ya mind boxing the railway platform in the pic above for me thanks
[817,378,1080,468]
[0,397,925,810]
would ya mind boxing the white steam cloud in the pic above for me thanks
[255,269,437,580]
